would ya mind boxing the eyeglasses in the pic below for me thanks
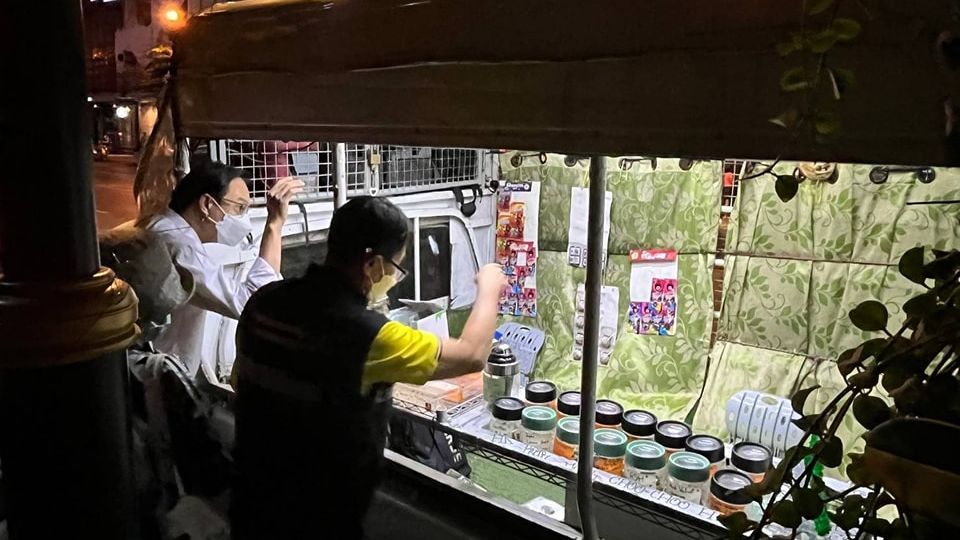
[385,257,408,283]
[220,197,251,216]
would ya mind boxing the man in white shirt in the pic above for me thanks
[145,158,302,377]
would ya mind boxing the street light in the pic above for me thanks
[115,105,131,119]
[159,3,187,32]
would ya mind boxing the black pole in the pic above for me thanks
[0,0,100,281]
[0,2,140,538]
[576,156,606,540]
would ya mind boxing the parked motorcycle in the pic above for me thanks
[92,137,110,161]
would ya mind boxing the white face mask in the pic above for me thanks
[208,199,252,246]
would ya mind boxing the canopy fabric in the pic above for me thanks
[175,0,959,165]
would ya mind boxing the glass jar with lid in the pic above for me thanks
[593,428,628,476]
[557,391,581,418]
[622,409,657,441]
[685,434,725,477]
[595,399,624,429]
[655,420,692,455]
[731,442,772,483]
[708,469,753,516]
[519,406,558,451]
[553,416,580,460]
[662,451,710,504]
[525,380,558,409]
[624,440,666,488]
[488,397,524,438]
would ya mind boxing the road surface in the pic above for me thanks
[92,155,139,232]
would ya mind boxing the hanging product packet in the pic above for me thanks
[626,249,679,337]
[496,181,541,317]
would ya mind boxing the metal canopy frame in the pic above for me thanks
[168,1,959,538]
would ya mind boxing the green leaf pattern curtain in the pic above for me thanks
[482,155,959,478]
[499,153,721,421]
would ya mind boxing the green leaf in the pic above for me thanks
[780,67,811,92]
[795,487,826,519]
[832,18,862,41]
[899,246,928,285]
[808,29,839,53]
[808,0,835,15]
[793,413,826,432]
[718,511,756,537]
[848,367,879,390]
[903,292,939,320]
[853,394,891,430]
[775,174,800,202]
[769,107,800,129]
[831,494,869,531]
[881,362,912,393]
[771,500,803,529]
[828,68,856,99]
[776,40,801,57]
[814,114,841,135]
[791,385,821,415]
[849,300,889,332]
[818,436,844,468]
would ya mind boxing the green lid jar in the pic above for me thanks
[521,406,558,431]
[624,440,667,487]
[664,451,710,504]
[519,406,558,452]
[553,416,581,460]
[626,440,667,471]
[593,428,628,476]
[555,416,581,445]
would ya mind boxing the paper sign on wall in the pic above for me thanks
[627,249,679,336]
[496,181,541,317]
[567,187,613,269]
[573,283,620,365]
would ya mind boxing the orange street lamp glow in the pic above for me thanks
[159,4,186,32]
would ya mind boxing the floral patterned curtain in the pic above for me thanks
[499,153,722,421]
[696,163,960,476]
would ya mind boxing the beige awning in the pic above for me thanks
[175,0,959,165]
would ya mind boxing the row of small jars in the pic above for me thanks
[489,384,774,517]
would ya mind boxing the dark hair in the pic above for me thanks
[328,196,409,264]
[168,158,244,214]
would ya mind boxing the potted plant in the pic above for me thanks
[722,247,960,539]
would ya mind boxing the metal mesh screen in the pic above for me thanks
[219,140,334,201]
[345,144,367,194]
[209,141,484,200]
[377,145,480,196]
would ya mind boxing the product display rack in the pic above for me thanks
[392,396,728,540]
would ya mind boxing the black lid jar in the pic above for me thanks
[557,391,581,417]
[685,434,725,467]
[491,397,524,422]
[622,409,658,439]
[595,399,624,427]
[654,420,692,453]
[525,381,558,406]
[731,442,772,481]
[708,469,754,515]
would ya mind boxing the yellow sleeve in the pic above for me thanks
[363,321,441,390]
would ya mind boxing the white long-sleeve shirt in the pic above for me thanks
[147,209,281,376]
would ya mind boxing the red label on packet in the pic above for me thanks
[629,249,677,262]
